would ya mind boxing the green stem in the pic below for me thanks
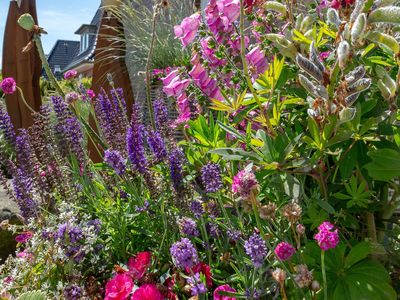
[238,0,277,137]
[33,35,65,98]
[321,250,328,300]
[145,2,160,131]
[16,87,38,116]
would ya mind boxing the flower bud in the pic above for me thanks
[296,224,305,235]
[327,8,341,28]
[311,280,321,291]
[351,13,366,45]
[18,14,35,31]
[368,6,400,25]
[272,268,286,283]
[337,41,350,70]
[264,1,287,16]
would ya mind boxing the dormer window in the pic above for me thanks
[74,24,97,53]
[80,33,90,52]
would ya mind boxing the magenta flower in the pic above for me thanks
[319,51,330,60]
[174,13,201,47]
[232,170,258,199]
[131,284,163,300]
[87,89,96,99]
[0,77,17,94]
[63,69,78,80]
[162,70,190,97]
[104,273,133,300]
[246,46,268,79]
[275,242,296,261]
[15,231,33,243]
[205,0,240,41]
[189,63,223,100]
[314,221,339,251]
[213,284,237,300]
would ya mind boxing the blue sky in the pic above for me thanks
[0,0,100,67]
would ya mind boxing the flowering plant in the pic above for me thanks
[0,0,399,299]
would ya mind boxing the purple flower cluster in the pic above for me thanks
[244,233,267,268]
[153,99,170,135]
[274,242,296,261]
[127,104,147,174]
[227,229,242,242]
[178,217,199,237]
[110,88,127,115]
[0,106,16,146]
[314,221,339,251]
[170,238,198,269]
[63,284,82,300]
[94,89,127,151]
[187,273,207,296]
[201,163,223,193]
[190,199,205,218]
[64,117,85,165]
[11,165,37,220]
[104,150,126,176]
[169,148,185,193]
[63,69,78,80]
[147,130,167,163]
[15,129,35,178]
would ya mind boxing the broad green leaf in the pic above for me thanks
[344,242,371,268]
[364,148,400,181]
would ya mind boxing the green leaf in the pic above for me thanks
[364,148,400,181]
[344,242,371,268]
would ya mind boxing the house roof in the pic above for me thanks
[45,40,80,78]
[74,24,98,35]
[62,6,103,72]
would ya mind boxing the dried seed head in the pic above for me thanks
[294,265,313,288]
[259,202,277,220]
[272,268,286,283]
[282,202,302,223]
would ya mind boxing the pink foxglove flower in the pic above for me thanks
[131,284,163,300]
[246,46,268,79]
[162,70,190,98]
[174,13,201,47]
[189,63,223,100]
[87,89,96,99]
[105,273,133,300]
[213,284,237,300]
[274,242,296,261]
[314,221,339,251]
[0,77,17,94]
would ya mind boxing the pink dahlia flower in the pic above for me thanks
[131,284,164,300]
[213,284,237,300]
[174,13,201,47]
[128,251,152,280]
[63,69,78,80]
[105,273,133,300]
[275,242,296,261]
[314,221,339,251]
[0,77,17,94]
